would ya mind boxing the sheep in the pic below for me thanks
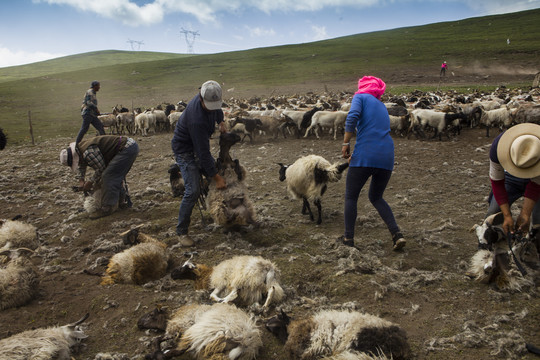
[265,309,411,360]
[168,111,182,129]
[231,118,263,142]
[116,111,134,135]
[278,155,349,224]
[0,127,6,150]
[134,109,156,136]
[479,106,513,137]
[0,219,39,251]
[409,109,465,140]
[259,114,287,139]
[468,212,539,291]
[206,132,257,227]
[99,227,170,285]
[168,163,184,197]
[281,109,308,138]
[98,107,119,134]
[512,104,540,125]
[0,248,39,310]
[0,313,89,360]
[155,303,262,360]
[303,110,348,139]
[171,255,285,310]
[298,107,322,137]
[389,114,410,137]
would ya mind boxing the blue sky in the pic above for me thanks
[1,0,539,68]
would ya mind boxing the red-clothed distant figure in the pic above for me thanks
[440,61,448,77]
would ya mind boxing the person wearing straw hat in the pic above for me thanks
[59,135,139,219]
[486,123,540,235]
[336,76,406,251]
[171,80,227,247]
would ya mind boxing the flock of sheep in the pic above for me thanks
[1,86,540,359]
[98,86,540,145]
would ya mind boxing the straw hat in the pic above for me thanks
[497,123,540,178]
[59,142,79,173]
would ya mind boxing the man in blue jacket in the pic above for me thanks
[171,80,227,246]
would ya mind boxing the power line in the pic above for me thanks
[179,27,199,54]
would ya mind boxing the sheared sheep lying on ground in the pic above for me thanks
[0,313,89,360]
[145,303,262,360]
[99,227,171,285]
[206,132,257,228]
[279,155,348,224]
[0,248,39,310]
[265,309,411,360]
[0,219,39,250]
[171,255,285,310]
[468,212,539,291]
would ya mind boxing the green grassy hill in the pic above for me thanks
[0,9,538,144]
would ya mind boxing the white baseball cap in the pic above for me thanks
[200,80,222,110]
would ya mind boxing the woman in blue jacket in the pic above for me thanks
[337,76,406,251]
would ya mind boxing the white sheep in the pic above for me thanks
[389,114,410,136]
[0,248,39,310]
[409,109,464,140]
[0,219,39,250]
[100,227,170,285]
[265,309,411,360]
[303,110,348,139]
[162,303,262,360]
[0,313,89,360]
[134,110,156,136]
[479,106,513,137]
[278,155,348,224]
[116,111,134,135]
[168,111,182,129]
[206,132,257,227]
[171,255,285,309]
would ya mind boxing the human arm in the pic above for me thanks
[342,132,354,159]
[82,145,107,188]
[218,120,227,134]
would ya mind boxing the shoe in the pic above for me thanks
[89,207,113,219]
[392,232,406,251]
[336,235,354,247]
[177,234,194,247]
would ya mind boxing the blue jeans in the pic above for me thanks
[76,113,105,144]
[101,143,139,208]
[486,172,540,226]
[176,152,201,235]
[344,167,400,239]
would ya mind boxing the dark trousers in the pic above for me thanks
[101,143,139,208]
[344,166,400,239]
[76,113,105,143]
[175,152,201,235]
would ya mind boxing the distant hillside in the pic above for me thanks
[0,50,191,83]
[0,8,538,144]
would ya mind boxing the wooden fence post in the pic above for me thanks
[28,110,35,145]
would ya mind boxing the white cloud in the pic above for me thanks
[245,26,276,38]
[32,0,540,27]
[0,46,65,68]
[311,25,328,41]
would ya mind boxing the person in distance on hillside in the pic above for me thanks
[171,80,227,247]
[337,76,406,251]
[485,123,540,238]
[59,135,139,219]
[76,80,105,144]
[440,61,448,78]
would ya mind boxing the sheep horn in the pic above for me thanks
[68,313,90,328]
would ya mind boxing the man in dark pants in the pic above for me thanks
[60,135,139,219]
[76,81,105,144]
[171,80,227,246]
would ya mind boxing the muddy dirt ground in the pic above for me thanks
[1,105,539,359]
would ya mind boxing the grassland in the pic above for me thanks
[0,8,538,144]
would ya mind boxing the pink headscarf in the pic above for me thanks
[354,76,386,100]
